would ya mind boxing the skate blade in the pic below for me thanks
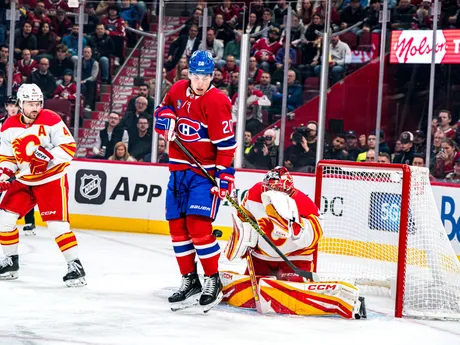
[0,271,19,280]
[65,277,87,288]
[23,230,36,236]
[202,291,223,313]
[170,295,200,312]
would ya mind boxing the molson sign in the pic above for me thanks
[390,30,460,64]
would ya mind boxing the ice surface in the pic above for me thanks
[0,227,459,345]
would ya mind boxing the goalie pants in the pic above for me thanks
[0,176,80,262]
[246,255,314,282]
[166,170,221,277]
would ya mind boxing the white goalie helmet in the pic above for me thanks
[17,83,44,110]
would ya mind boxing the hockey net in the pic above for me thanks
[314,160,460,319]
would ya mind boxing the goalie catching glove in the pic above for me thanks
[261,190,305,240]
[30,146,54,174]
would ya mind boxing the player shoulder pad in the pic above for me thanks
[1,114,25,132]
[171,79,189,93]
[204,87,231,106]
[34,109,62,127]
[246,182,264,204]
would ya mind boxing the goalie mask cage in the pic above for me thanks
[314,160,460,320]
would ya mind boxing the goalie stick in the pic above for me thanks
[174,138,318,282]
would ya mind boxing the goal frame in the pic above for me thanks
[314,160,412,318]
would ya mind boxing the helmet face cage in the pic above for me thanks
[262,166,294,195]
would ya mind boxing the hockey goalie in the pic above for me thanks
[221,166,366,319]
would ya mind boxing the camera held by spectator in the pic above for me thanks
[246,129,279,170]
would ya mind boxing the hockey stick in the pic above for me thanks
[174,138,318,282]
[245,249,263,313]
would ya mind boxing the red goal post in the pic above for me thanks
[313,160,460,319]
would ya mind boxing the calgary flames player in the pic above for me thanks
[0,83,86,287]
[222,166,366,319]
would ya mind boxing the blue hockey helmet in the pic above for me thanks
[188,50,215,75]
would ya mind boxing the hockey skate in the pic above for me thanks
[63,259,87,287]
[23,224,36,236]
[200,272,223,313]
[169,272,202,312]
[354,296,367,319]
[0,255,19,280]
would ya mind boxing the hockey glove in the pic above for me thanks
[0,168,14,191]
[211,167,235,199]
[154,106,177,141]
[30,147,54,175]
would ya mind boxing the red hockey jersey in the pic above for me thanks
[240,182,323,262]
[27,12,52,35]
[252,38,282,63]
[154,80,236,174]
[53,82,77,100]
[101,16,126,39]
[17,59,38,77]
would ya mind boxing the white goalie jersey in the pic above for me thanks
[226,182,323,262]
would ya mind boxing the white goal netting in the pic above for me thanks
[316,162,460,319]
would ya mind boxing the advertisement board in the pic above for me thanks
[390,30,460,64]
[27,160,458,259]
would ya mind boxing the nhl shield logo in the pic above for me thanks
[75,169,107,205]
[80,174,102,200]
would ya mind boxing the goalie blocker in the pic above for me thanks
[221,167,366,319]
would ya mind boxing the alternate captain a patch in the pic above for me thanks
[177,100,182,110]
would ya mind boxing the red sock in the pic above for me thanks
[170,218,196,275]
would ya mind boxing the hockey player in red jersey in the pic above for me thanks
[221,167,366,319]
[0,83,86,287]
[154,50,236,312]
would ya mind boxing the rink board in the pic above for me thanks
[22,159,460,259]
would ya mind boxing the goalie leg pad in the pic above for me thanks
[220,271,259,309]
[225,213,258,261]
[258,278,361,319]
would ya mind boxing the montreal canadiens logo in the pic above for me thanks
[176,118,201,142]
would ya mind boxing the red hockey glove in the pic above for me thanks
[30,147,54,174]
[211,168,235,199]
[0,168,14,192]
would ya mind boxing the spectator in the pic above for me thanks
[284,123,317,172]
[313,33,351,85]
[297,0,314,25]
[231,78,271,134]
[221,55,239,85]
[444,0,460,28]
[324,134,348,160]
[392,139,402,161]
[250,0,265,23]
[411,0,437,30]
[62,24,87,59]
[344,130,361,161]
[433,138,460,179]
[0,45,9,74]
[392,0,416,30]
[165,25,200,71]
[227,71,239,99]
[393,131,415,165]
[248,56,264,84]
[412,153,426,167]
[215,0,242,26]
[94,112,129,159]
[0,72,6,113]
[252,27,282,72]
[286,15,306,47]
[43,0,71,14]
[373,129,391,155]
[171,57,188,83]
[275,46,297,70]
[27,57,56,99]
[122,96,151,135]
[212,69,228,88]
[438,110,455,139]
[224,30,242,63]
[271,57,303,86]
[84,3,100,37]
[36,22,56,60]
[128,116,152,161]
[413,130,427,155]
[17,49,38,82]
[179,7,202,36]
[88,23,115,84]
[213,13,235,46]
[179,68,189,81]
[300,13,323,66]
[260,9,277,37]
[274,0,296,27]
[127,83,155,115]
[269,70,302,122]
[255,72,277,102]
[378,152,392,164]
[149,68,173,101]
[340,0,365,35]
[246,128,280,170]
[243,130,253,155]
[50,9,72,42]
[101,4,127,66]
[444,156,460,183]
[14,22,38,60]
[315,0,340,27]
[4,96,19,119]
[205,28,224,64]
[27,5,51,36]
[143,137,170,163]
[53,69,76,102]
[432,130,446,160]
[109,142,136,162]
[244,13,262,43]
[365,149,376,162]
[363,0,383,33]
[49,44,74,83]
[119,0,147,29]
[79,46,99,111]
